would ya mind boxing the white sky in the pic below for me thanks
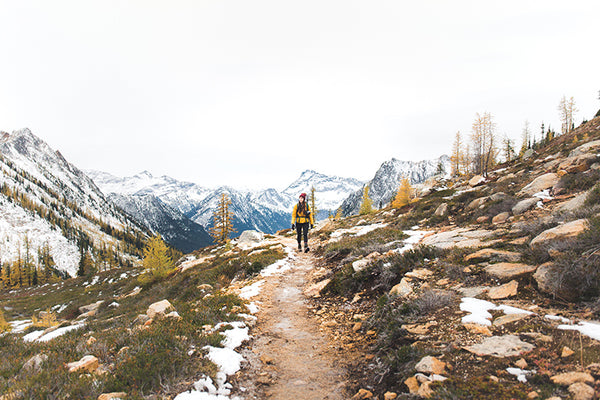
[1,1,599,190]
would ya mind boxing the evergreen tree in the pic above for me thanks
[392,177,412,208]
[335,207,343,220]
[359,186,373,215]
[209,193,237,245]
[309,186,318,223]
[450,131,462,177]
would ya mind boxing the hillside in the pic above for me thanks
[2,117,600,399]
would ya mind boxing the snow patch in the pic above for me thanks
[558,320,600,341]
[460,298,534,326]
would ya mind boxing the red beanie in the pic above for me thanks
[300,193,307,198]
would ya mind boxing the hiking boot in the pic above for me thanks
[304,247,310,253]
[298,244,302,251]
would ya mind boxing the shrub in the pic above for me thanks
[433,377,528,400]
[584,183,600,206]
[556,169,600,193]
[408,289,456,316]
[31,310,58,328]
[0,309,10,333]
[545,252,600,301]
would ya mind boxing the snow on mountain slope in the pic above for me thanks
[340,155,450,216]
[0,129,146,277]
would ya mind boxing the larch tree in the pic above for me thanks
[309,186,318,223]
[141,234,174,279]
[558,96,578,135]
[334,207,343,220]
[450,131,463,176]
[392,176,412,208]
[502,135,516,163]
[471,112,497,176]
[359,186,373,215]
[209,193,236,245]
[519,120,531,156]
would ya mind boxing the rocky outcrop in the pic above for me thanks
[464,335,535,357]
[517,173,560,197]
[484,263,537,281]
[530,219,589,249]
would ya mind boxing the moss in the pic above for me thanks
[432,377,528,399]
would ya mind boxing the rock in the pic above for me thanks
[467,196,489,210]
[551,371,594,385]
[352,252,380,272]
[304,279,330,298]
[21,354,48,373]
[98,393,127,400]
[533,262,554,294]
[517,173,560,197]
[146,300,175,319]
[260,355,274,365]
[522,149,535,160]
[457,286,489,298]
[389,278,413,298]
[383,392,398,400]
[463,335,535,357]
[527,391,539,399]
[493,313,530,326]
[515,358,528,369]
[465,249,521,263]
[488,280,518,299]
[463,323,492,336]
[434,203,448,217]
[79,301,104,314]
[530,219,589,249]
[351,388,373,399]
[492,212,510,224]
[404,376,420,394]
[66,355,99,373]
[421,228,497,249]
[237,230,264,248]
[512,198,540,215]
[570,139,600,157]
[133,314,151,325]
[509,236,529,245]
[484,263,537,281]
[417,381,434,398]
[86,336,97,346]
[568,382,595,400]
[415,356,446,375]
[559,191,590,212]
[490,192,510,202]
[561,346,575,358]
[477,216,490,224]
[469,175,486,187]
[405,268,434,280]
[520,332,553,343]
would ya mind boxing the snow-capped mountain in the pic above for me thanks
[108,193,212,253]
[0,129,147,278]
[88,169,364,236]
[340,155,451,216]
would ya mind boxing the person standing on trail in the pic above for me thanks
[291,192,314,252]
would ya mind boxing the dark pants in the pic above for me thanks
[296,222,309,247]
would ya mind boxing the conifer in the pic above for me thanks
[141,234,174,279]
[209,193,236,245]
[392,177,412,208]
[309,186,318,223]
[335,207,343,220]
[0,308,10,333]
[359,186,373,215]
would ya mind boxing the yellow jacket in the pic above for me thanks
[292,202,314,225]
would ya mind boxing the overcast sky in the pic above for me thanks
[1,1,599,190]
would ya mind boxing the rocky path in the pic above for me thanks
[234,237,347,400]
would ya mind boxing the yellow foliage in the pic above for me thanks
[392,177,412,208]
[359,186,373,215]
[31,309,58,328]
[209,193,236,245]
[139,235,174,282]
[0,309,11,333]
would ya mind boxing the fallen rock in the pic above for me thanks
[551,371,594,385]
[477,216,490,224]
[404,376,419,394]
[568,382,595,400]
[463,335,535,357]
[352,252,381,272]
[98,393,127,400]
[351,388,373,399]
[389,278,413,298]
[561,346,575,358]
[421,228,498,249]
[463,323,492,336]
[415,356,446,375]
[512,198,540,215]
[146,300,175,319]
[304,279,331,298]
[532,262,554,294]
[383,392,398,400]
[517,173,560,197]
[434,203,448,217]
[515,358,528,369]
[493,313,530,326]
[467,196,489,210]
[530,219,589,249]
[465,249,521,263]
[492,212,510,224]
[484,263,537,281]
[405,268,434,280]
[21,354,48,373]
[66,355,99,373]
[488,280,518,299]
[469,175,486,187]
[417,381,434,398]
[79,301,104,315]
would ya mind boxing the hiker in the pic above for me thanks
[291,192,314,252]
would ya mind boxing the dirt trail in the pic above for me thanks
[234,236,347,400]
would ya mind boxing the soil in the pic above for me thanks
[232,237,350,400]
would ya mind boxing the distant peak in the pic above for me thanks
[136,170,153,178]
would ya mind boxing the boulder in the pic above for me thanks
[465,249,521,263]
[530,219,589,249]
[569,139,600,157]
[551,371,594,385]
[467,196,489,210]
[492,212,510,224]
[98,393,127,400]
[420,228,497,249]
[464,335,535,357]
[66,355,99,373]
[517,173,560,197]
[404,376,420,394]
[512,198,540,215]
[351,388,373,399]
[146,300,175,319]
[568,382,595,400]
[559,191,589,212]
[389,278,413,298]
[476,216,490,224]
[405,268,434,280]
[533,262,554,294]
[463,323,492,336]
[237,230,264,248]
[522,149,535,160]
[434,203,448,217]
[79,301,104,315]
[415,356,446,375]
[493,313,530,326]
[488,280,518,299]
[490,192,510,202]
[352,252,380,273]
[484,263,537,281]
[304,279,331,298]
[383,392,398,400]
[469,175,486,187]
[21,354,48,373]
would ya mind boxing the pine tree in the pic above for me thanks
[359,186,373,215]
[209,193,236,245]
[392,176,412,208]
[141,235,174,280]
[502,135,515,163]
[450,131,462,177]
